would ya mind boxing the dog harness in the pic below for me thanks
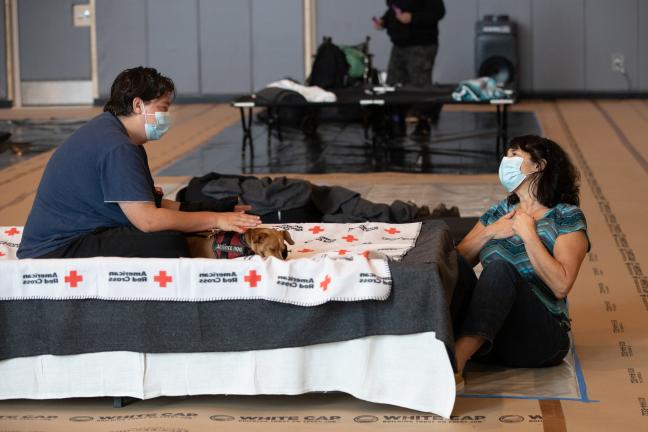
[211,231,255,259]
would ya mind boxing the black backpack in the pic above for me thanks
[307,37,349,90]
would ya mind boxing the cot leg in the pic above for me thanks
[113,397,132,408]
[265,108,283,141]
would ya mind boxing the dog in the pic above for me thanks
[186,227,294,260]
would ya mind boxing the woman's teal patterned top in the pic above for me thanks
[479,199,590,318]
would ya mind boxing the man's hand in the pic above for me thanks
[372,17,384,30]
[396,11,412,24]
[120,201,260,234]
[214,212,261,233]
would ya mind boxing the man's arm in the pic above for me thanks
[119,202,260,233]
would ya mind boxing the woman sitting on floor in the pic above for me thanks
[452,134,590,384]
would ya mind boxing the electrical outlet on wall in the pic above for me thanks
[611,53,625,74]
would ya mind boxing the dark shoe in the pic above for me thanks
[430,203,460,218]
[411,119,430,139]
[407,202,431,221]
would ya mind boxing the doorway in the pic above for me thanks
[11,0,96,106]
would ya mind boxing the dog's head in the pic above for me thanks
[186,228,294,260]
[245,228,294,260]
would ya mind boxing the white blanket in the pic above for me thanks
[0,223,421,306]
[0,332,455,417]
[266,79,337,102]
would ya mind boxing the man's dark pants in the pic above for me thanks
[39,226,190,258]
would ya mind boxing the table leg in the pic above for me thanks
[276,108,284,142]
[240,107,254,156]
[502,105,509,151]
[495,105,502,160]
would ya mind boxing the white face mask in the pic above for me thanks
[498,156,527,192]
[141,101,171,141]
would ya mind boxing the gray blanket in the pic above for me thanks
[195,173,425,222]
[0,220,457,361]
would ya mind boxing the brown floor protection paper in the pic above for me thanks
[1,101,648,431]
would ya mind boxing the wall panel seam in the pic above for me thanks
[249,0,253,92]
[196,0,202,95]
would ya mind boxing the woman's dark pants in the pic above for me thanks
[451,257,570,368]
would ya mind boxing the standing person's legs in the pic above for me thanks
[407,45,437,87]
[454,259,570,372]
[386,45,409,137]
[386,45,409,86]
[39,226,190,258]
[407,44,441,135]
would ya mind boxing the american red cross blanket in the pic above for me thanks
[0,223,420,306]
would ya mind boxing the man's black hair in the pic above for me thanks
[104,66,175,117]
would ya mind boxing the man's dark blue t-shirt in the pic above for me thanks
[17,112,156,258]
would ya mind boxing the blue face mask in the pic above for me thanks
[142,104,171,141]
[498,156,527,192]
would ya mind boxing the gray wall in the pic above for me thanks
[18,0,91,81]
[585,0,637,91]
[3,0,646,102]
[0,3,6,99]
[317,0,648,93]
[532,0,584,91]
[96,0,304,98]
[315,0,392,71]
[641,0,648,91]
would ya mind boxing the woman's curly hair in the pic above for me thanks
[506,135,581,208]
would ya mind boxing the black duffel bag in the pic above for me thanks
[255,86,319,136]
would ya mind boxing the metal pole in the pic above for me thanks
[9,0,21,107]
[89,0,99,102]
[303,0,316,80]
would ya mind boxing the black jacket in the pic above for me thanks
[381,0,445,46]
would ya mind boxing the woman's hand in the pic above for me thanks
[486,210,516,239]
[512,210,537,241]
[214,212,261,233]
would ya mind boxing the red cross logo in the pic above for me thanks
[360,251,370,259]
[320,275,331,291]
[298,248,314,253]
[154,271,173,288]
[65,270,83,288]
[244,270,262,288]
[4,227,20,236]
[385,227,400,235]
[338,249,348,255]
[342,235,358,243]
[309,226,324,234]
